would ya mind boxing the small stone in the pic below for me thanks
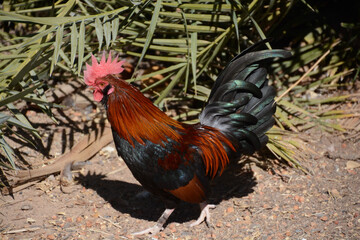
[47,234,56,240]
[293,205,299,210]
[26,110,36,117]
[86,221,92,227]
[27,218,36,224]
[76,216,83,223]
[216,221,222,228]
[48,220,57,226]
[47,175,56,181]
[168,223,176,233]
[263,204,270,209]
[74,115,82,122]
[21,205,33,211]
[168,223,176,230]
[320,216,328,221]
[226,207,234,213]
[294,195,304,203]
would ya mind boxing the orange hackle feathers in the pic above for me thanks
[105,75,184,147]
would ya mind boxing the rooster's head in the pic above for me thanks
[84,52,125,102]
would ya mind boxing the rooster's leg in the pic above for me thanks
[190,201,216,227]
[132,208,174,236]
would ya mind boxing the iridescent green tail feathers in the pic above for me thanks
[199,49,291,155]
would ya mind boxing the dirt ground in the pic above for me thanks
[1,88,360,240]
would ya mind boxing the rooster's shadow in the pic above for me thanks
[75,162,256,224]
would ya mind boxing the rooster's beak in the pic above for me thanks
[86,86,95,92]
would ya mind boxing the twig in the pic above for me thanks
[344,132,360,140]
[11,180,40,194]
[3,227,40,234]
[88,228,113,236]
[99,215,122,229]
[88,228,128,238]
[275,49,331,103]
[0,197,30,208]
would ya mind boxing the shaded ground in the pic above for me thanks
[1,90,360,240]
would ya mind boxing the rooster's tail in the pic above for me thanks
[199,47,291,155]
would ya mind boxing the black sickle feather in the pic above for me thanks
[200,47,291,155]
[208,49,292,103]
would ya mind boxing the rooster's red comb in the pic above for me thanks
[84,52,125,86]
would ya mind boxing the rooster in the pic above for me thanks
[84,45,291,235]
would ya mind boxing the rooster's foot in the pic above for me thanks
[190,202,216,228]
[131,208,174,236]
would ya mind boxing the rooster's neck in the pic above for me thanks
[104,77,184,146]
